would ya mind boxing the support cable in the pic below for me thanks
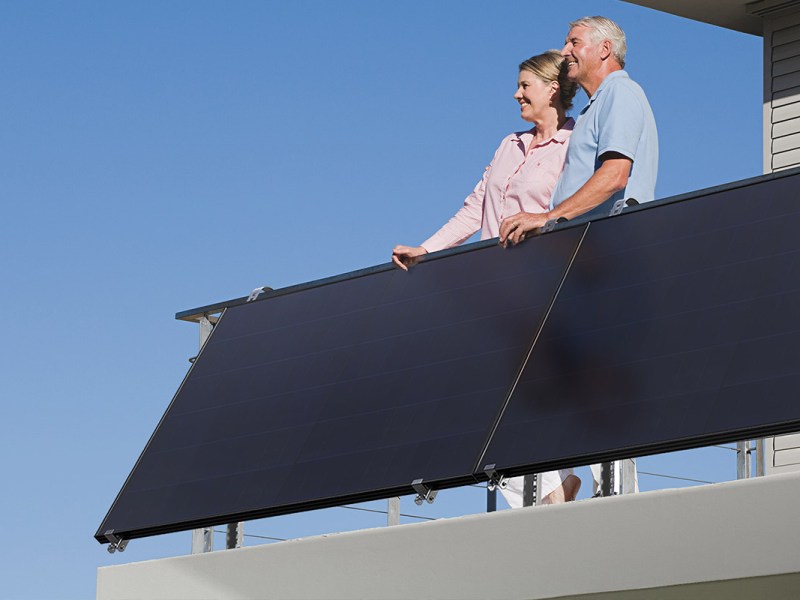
[637,471,714,485]
[339,504,437,521]
[212,529,286,542]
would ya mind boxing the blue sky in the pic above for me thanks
[0,2,762,598]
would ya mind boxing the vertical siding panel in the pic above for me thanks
[770,14,800,172]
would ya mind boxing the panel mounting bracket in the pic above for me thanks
[104,530,129,554]
[247,286,274,302]
[483,463,508,491]
[540,217,568,234]
[411,478,438,505]
[610,198,639,216]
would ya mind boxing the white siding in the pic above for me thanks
[766,432,800,473]
[767,11,800,171]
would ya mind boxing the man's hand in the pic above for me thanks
[498,212,549,247]
[391,245,428,271]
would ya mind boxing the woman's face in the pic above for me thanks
[514,70,557,123]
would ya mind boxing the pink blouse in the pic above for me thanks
[421,119,574,252]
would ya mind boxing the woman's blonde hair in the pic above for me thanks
[518,50,578,111]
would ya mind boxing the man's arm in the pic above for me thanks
[498,152,631,246]
[548,153,631,220]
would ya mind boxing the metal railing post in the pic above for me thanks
[599,461,614,496]
[620,458,637,494]
[226,521,244,549]
[191,316,216,554]
[189,314,245,552]
[755,438,766,477]
[387,497,400,526]
[522,474,536,506]
[736,440,752,479]
[486,487,497,512]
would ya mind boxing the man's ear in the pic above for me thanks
[599,39,612,61]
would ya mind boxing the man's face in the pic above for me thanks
[561,25,603,86]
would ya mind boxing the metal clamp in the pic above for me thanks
[246,286,273,302]
[483,464,508,491]
[104,530,129,554]
[540,219,558,233]
[610,198,639,216]
[412,478,438,505]
[539,217,568,233]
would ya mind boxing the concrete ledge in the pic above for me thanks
[97,472,800,600]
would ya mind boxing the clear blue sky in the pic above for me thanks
[0,2,761,598]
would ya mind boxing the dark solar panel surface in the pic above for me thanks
[97,226,586,540]
[481,175,800,475]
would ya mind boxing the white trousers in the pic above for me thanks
[499,459,638,508]
[500,469,573,508]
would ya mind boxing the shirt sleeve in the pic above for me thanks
[596,80,645,162]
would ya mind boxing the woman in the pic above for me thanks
[391,50,581,506]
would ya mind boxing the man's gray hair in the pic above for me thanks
[570,16,626,68]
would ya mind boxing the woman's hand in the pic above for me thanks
[391,245,428,271]
[498,212,549,247]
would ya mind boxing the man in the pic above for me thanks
[499,16,657,496]
[499,15,658,245]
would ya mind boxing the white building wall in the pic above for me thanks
[97,473,800,600]
[766,432,800,474]
[763,6,800,171]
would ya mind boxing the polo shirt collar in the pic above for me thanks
[588,69,629,104]
[512,117,574,147]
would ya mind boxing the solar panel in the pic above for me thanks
[479,174,800,477]
[98,171,800,547]
[96,226,587,542]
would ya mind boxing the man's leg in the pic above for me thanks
[540,469,581,505]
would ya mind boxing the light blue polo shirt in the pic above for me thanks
[550,70,658,218]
